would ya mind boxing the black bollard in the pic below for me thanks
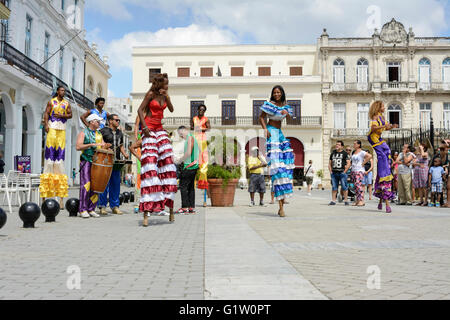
[65,198,80,217]
[0,208,7,230]
[130,192,135,203]
[42,199,60,223]
[19,203,41,228]
[123,192,130,204]
[119,193,124,206]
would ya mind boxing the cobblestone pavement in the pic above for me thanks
[1,186,450,300]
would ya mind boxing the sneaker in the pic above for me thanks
[329,201,336,206]
[188,208,196,214]
[175,208,188,215]
[249,201,255,207]
[80,211,90,219]
[428,203,434,207]
[112,207,123,215]
[99,207,108,215]
[345,202,350,206]
[435,203,440,208]
[259,202,265,207]
[89,211,100,218]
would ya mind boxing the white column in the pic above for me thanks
[65,125,72,178]
[239,143,247,188]
[26,129,42,174]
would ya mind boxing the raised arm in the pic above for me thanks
[80,110,91,128]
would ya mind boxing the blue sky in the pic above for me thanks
[84,0,450,98]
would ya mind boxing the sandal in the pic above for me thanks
[188,208,196,214]
[175,208,188,214]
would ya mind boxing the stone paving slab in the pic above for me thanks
[204,207,327,300]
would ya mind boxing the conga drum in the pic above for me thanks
[91,149,114,194]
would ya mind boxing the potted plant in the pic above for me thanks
[206,136,241,207]
[316,169,324,190]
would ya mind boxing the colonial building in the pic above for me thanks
[319,18,450,184]
[85,42,110,103]
[0,0,109,178]
[131,44,324,185]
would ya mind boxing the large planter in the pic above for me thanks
[208,179,239,207]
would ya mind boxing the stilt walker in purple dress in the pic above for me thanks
[368,101,398,213]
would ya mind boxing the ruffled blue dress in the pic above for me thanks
[260,101,295,201]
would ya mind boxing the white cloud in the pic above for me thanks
[90,24,236,71]
[108,89,115,97]
[87,0,449,42]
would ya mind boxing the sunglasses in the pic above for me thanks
[113,119,120,123]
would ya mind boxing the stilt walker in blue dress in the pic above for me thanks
[259,85,295,217]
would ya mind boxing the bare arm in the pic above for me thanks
[129,140,142,159]
[204,120,211,132]
[259,111,270,139]
[76,131,95,151]
[179,136,194,163]
[43,101,52,133]
[80,110,91,128]
[138,90,153,137]
[134,116,140,142]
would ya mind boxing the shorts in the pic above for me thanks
[249,174,266,193]
[331,172,348,191]
[305,176,313,186]
[431,182,443,193]
[363,171,373,185]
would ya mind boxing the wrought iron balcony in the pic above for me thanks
[332,128,413,138]
[417,82,450,92]
[0,41,93,110]
[161,116,322,128]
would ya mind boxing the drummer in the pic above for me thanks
[98,114,129,215]
[75,114,110,219]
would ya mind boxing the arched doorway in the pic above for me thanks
[245,137,267,157]
[287,137,305,186]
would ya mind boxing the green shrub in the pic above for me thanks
[207,164,241,187]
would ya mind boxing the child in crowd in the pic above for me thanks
[428,157,446,207]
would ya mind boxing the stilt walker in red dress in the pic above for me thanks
[137,74,177,227]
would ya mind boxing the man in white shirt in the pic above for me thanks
[305,160,315,196]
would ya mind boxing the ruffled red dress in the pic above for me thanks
[139,99,178,212]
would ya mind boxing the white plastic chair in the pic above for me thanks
[30,174,41,203]
[16,173,31,204]
[0,173,13,214]
[6,171,24,206]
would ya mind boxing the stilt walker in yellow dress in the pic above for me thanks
[40,86,73,207]
[191,104,210,207]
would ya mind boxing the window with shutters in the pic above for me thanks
[252,100,265,125]
[200,67,213,77]
[333,59,345,83]
[444,103,450,130]
[290,67,303,76]
[149,68,161,83]
[178,67,190,77]
[231,67,244,76]
[356,58,368,83]
[418,58,431,90]
[190,101,204,119]
[442,58,450,85]
[419,103,432,129]
[222,100,236,125]
[287,100,301,125]
[258,67,271,76]
[357,103,370,130]
[333,103,346,129]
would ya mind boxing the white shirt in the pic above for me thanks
[351,150,367,173]
[305,164,315,177]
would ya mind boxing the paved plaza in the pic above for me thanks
[1,186,450,300]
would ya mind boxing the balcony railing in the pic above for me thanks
[332,128,413,138]
[331,82,371,92]
[417,82,450,92]
[381,82,410,91]
[160,116,322,128]
[0,41,93,110]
